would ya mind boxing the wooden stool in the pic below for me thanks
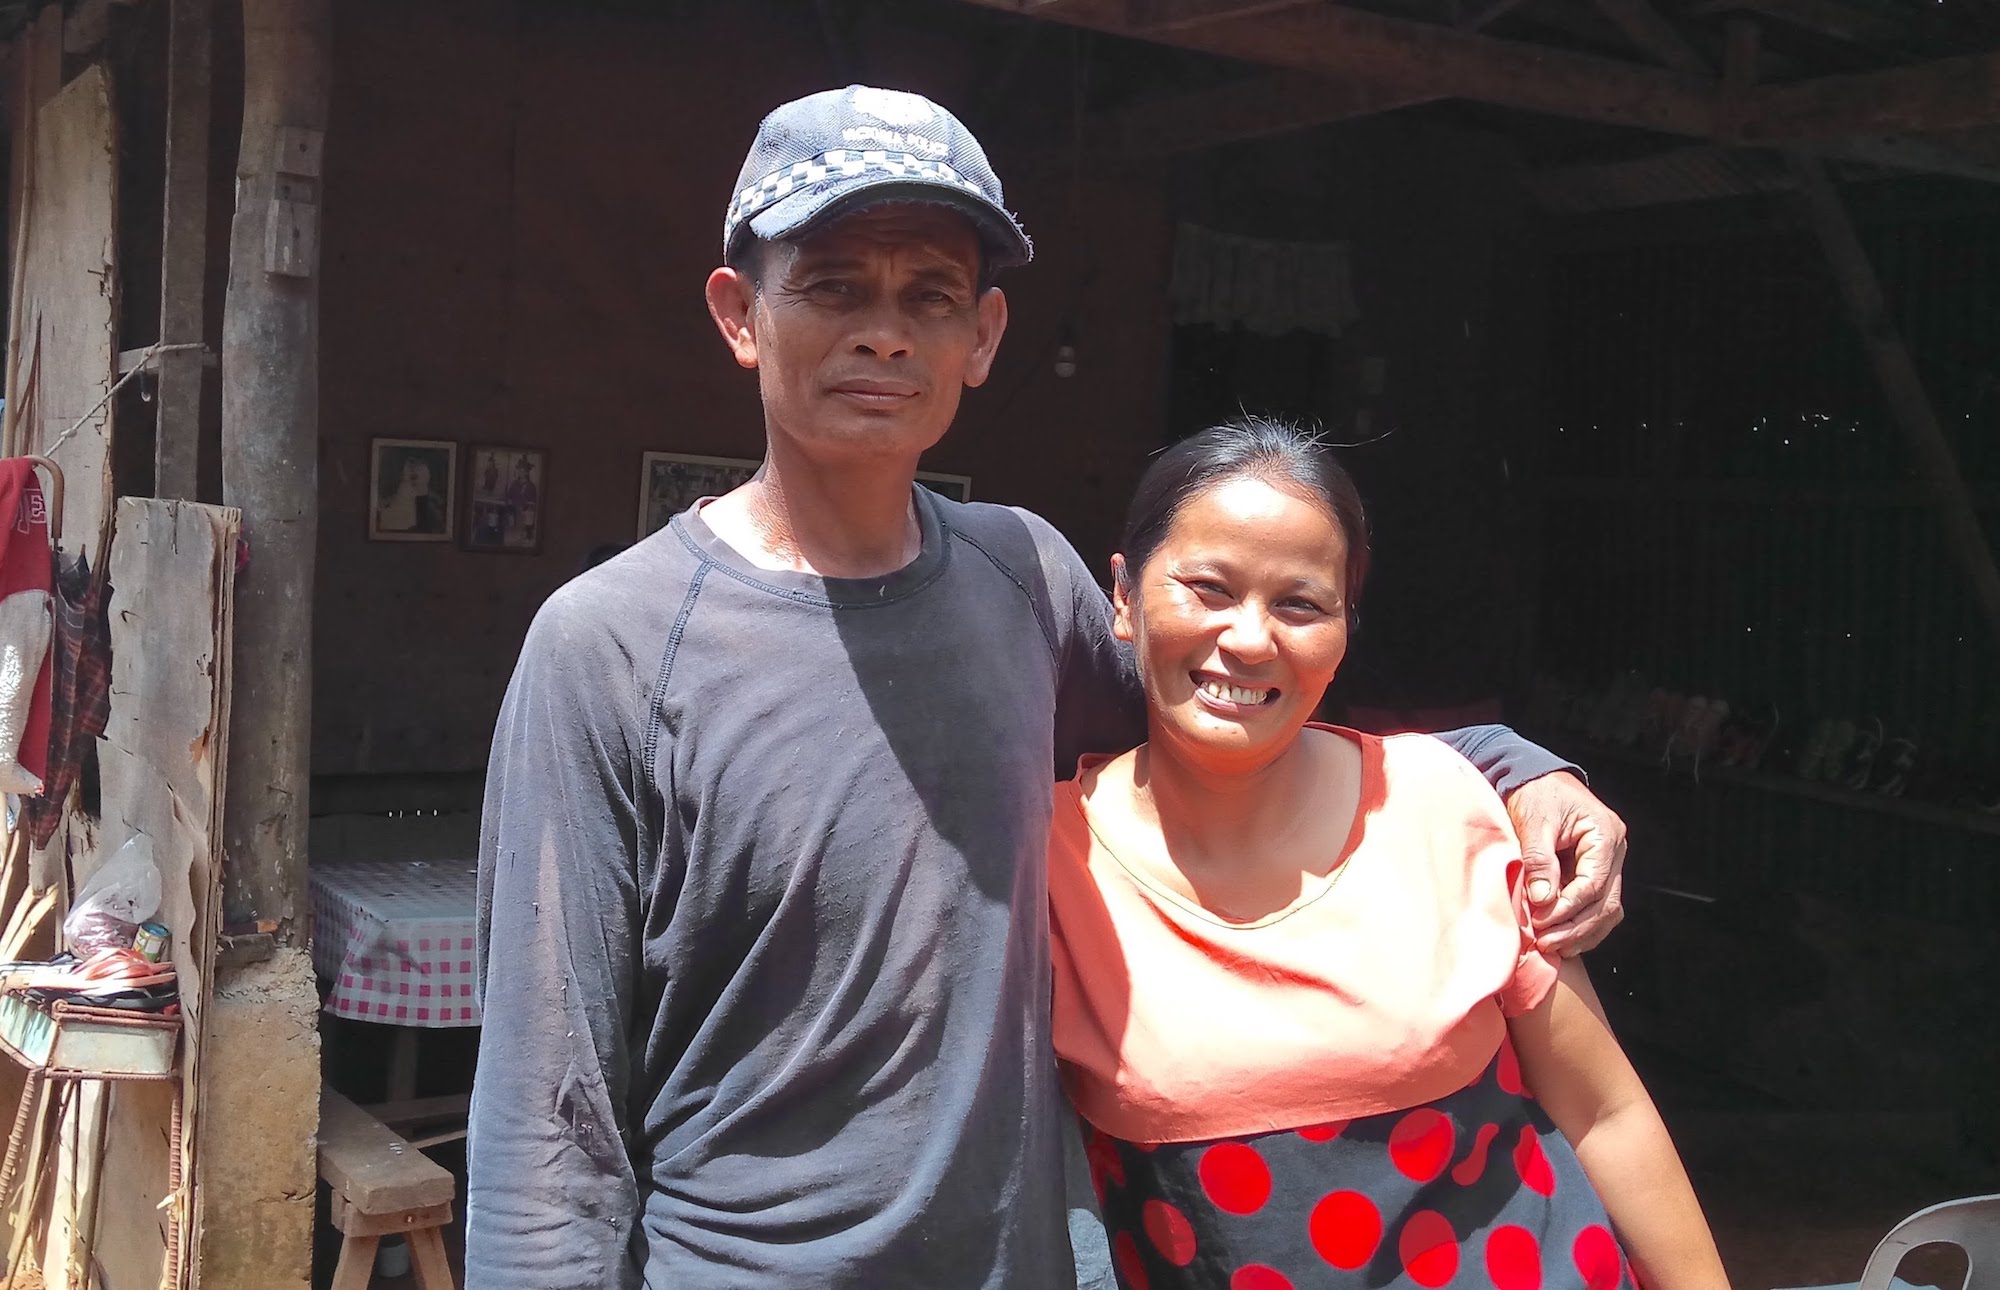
[318,1089,458,1290]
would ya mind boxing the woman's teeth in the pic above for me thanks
[1199,679,1273,706]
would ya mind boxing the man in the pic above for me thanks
[468,86,1626,1289]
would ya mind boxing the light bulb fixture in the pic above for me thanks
[1052,324,1079,379]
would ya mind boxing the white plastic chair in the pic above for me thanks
[1855,1195,2000,1290]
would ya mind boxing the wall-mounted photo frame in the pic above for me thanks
[637,452,759,540]
[464,444,547,554]
[916,471,973,504]
[369,438,458,543]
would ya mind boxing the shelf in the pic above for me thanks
[1536,731,2000,840]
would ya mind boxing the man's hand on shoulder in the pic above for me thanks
[1506,770,1627,957]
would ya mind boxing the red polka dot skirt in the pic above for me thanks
[1083,1040,1635,1290]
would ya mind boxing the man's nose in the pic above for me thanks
[850,300,915,360]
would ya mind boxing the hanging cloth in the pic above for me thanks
[1169,222,1360,338]
[0,459,54,795]
[19,550,111,848]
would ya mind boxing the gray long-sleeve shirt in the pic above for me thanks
[467,488,1572,1288]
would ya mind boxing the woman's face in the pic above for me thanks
[1113,475,1351,777]
[404,459,431,491]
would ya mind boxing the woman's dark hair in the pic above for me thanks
[1118,417,1370,621]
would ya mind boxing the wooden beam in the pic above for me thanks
[1743,50,2000,144]
[1716,16,1757,139]
[1595,1,2000,182]
[3,5,62,461]
[220,0,329,930]
[1790,154,2000,652]
[962,1,2000,164]
[1124,0,1306,28]
[1794,134,2000,184]
[1528,144,1794,213]
[1691,0,1904,45]
[1089,70,1440,156]
[156,0,214,502]
[1589,0,1706,78]
[956,0,1720,135]
[1459,0,1532,30]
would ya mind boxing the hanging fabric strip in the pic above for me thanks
[1169,222,1359,338]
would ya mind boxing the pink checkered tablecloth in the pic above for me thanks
[309,859,482,1028]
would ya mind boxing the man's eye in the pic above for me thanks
[1186,579,1230,599]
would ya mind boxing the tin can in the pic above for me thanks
[133,921,170,963]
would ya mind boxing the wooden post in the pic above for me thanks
[1790,155,2000,651]
[219,0,328,932]
[156,0,214,501]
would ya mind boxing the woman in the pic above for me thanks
[1050,419,1726,1290]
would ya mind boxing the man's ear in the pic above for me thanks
[1110,553,1136,643]
[962,286,1010,389]
[706,267,759,370]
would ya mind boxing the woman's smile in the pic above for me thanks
[1192,673,1281,712]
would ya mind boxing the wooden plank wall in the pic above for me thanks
[47,499,237,1288]
[13,62,119,569]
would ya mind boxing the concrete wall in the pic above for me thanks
[312,0,1173,776]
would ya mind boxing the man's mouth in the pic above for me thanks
[829,381,919,402]
[1195,675,1279,707]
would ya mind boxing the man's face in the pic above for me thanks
[706,204,1008,467]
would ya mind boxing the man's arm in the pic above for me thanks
[468,590,645,1290]
[1035,525,1146,776]
[1437,725,1629,956]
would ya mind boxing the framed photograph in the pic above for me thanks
[369,438,457,542]
[638,452,759,539]
[464,445,547,553]
[916,471,973,504]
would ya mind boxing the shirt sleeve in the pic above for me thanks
[1028,514,1147,776]
[1436,723,1584,799]
[468,587,645,1290]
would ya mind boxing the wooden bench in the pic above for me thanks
[318,1088,459,1290]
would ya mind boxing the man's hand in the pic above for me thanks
[1507,770,1627,957]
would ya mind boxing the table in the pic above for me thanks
[308,859,481,1029]
[309,859,478,1280]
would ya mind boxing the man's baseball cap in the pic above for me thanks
[723,85,1032,271]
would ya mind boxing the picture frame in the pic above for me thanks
[463,444,548,554]
[637,452,760,540]
[368,438,458,543]
[916,471,973,504]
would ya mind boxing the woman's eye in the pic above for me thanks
[1187,579,1230,599]
[1281,598,1327,616]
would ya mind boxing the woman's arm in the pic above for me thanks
[1509,958,1730,1290]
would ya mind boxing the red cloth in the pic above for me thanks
[0,459,53,784]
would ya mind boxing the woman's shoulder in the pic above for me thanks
[1364,728,1517,838]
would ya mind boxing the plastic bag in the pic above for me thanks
[62,834,162,956]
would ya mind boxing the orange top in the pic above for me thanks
[1049,728,1557,1145]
